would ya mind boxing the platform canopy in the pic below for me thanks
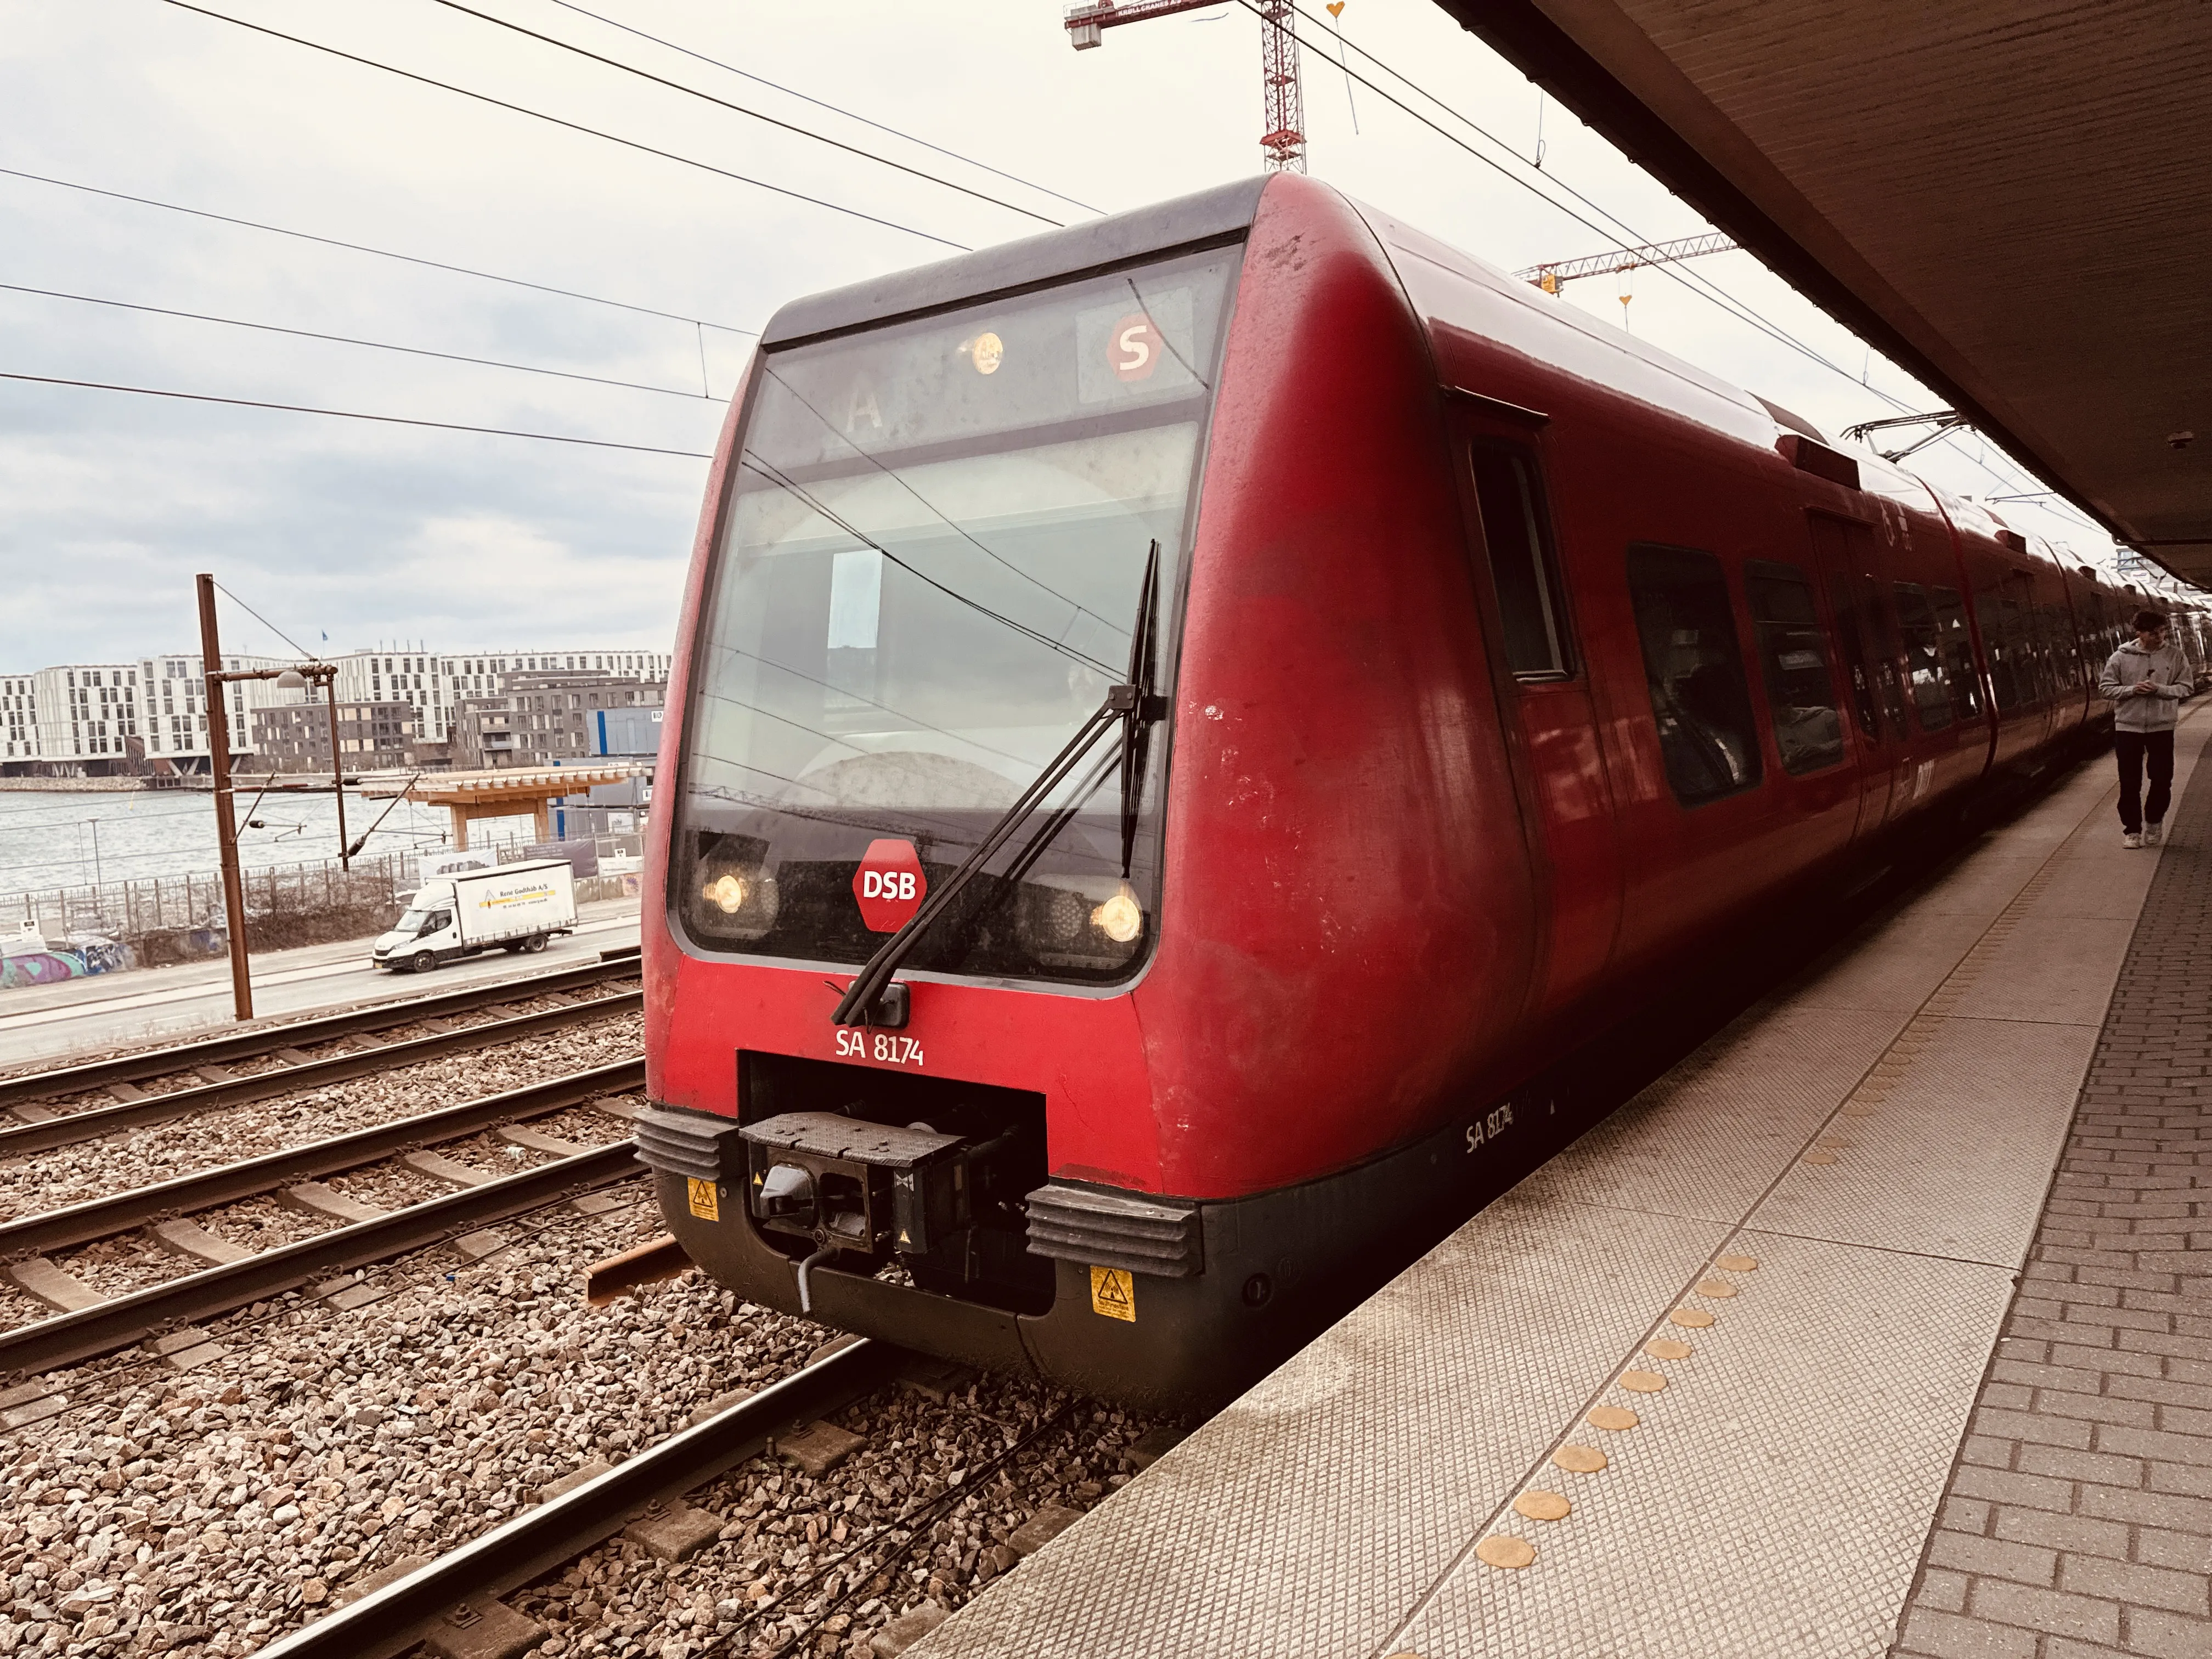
[360,764,648,847]
[1431,0,2212,584]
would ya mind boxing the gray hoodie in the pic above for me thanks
[2098,640,2193,732]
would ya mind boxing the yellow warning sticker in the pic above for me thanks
[1089,1265,1135,1322]
[687,1178,720,1222]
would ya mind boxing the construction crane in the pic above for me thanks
[1519,232,1739,295]
[1066,1,1307,173]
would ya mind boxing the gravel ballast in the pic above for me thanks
[0,1185,1171,1659]
[0,1011,642,1225]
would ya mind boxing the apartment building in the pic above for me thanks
[335,647,673,747]
[250,699,425,774]
[137,653,290,771]
[450,673,667,771]
[1,645,670,775]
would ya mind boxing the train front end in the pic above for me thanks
[641,177,1539,1407]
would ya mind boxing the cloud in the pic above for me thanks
[0,0,2121,673]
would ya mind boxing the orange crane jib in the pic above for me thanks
[1521,232,1739,293]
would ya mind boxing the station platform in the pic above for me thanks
[916,714,2212,1659]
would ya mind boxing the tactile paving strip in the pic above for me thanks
[912,759,2159,1659]
[1395,1232,2016,1659]
[1513,1005,1897,1225]
[913,1199,1725,1659]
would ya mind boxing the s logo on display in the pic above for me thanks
[1110,314,1163,382]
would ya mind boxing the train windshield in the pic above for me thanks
[674,245,1241,985]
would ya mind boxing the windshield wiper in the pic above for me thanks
[831,540,1167,1029]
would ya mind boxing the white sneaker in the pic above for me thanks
[2124,832,2144,849]
[2145,823,2163,846]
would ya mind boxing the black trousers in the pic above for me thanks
[2115,730,2175,833]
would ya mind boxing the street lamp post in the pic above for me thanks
[195,573,348,1023]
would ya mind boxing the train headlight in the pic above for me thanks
[1091,882,1144,944]
[703,872,749,913]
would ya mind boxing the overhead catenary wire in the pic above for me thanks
[2,281,715,402]
[1256,0,2109,541]
[0,166,756,334]
[0,371,712,459]
[426,0,1065,228]
[213,580,315,660]
[761,363,1136,651]
[540,0,1104,217]
[159,0,972,251]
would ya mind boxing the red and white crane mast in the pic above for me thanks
[1065,0,1307,173]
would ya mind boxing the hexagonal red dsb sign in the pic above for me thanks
[852,839,927,933]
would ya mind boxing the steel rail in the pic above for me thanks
[0,988,643,1159]
[253,1338,902,1659]
[0,945,640,1113]
[0,1059,643,1259]
[0,1141,644,1377]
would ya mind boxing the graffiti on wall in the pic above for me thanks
[1,936,132,989]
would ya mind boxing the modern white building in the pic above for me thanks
[1,645,672,774]
[137,653,290,770]
[1,674,40,764]
[334,647,673,745]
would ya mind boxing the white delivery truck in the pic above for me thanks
[371,859,577,973]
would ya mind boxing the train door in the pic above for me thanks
[1808,514,1906,834]
[1977,566,2049,765]
[1447,404,1622,1020]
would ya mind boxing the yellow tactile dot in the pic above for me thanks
[1646,1337,1692,1360]
[1477,1535,1536,1570]
[1515,1490,1572,1521]
[1802,1149,1838,1165]
[1618,1370,1667,1393]
[1715,1255,1758,1273]
[1587,1406,1639,1431]
[1551,1444,1607,1473]
[1669,1308,1715,1329]
[1695,1279,1738,1299]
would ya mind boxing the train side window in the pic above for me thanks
[1468,443,1571,679]
[1745,560,1845,774]
[1931,586,1983,720]
[1891,583,1955,731]
[1625,544,1764,805]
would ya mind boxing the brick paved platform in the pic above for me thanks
[1892,732,2212,1659]
[911,717,2212,1659]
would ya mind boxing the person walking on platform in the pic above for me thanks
[2100,608,2193,848]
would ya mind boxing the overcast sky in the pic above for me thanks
[0,0,2124,672]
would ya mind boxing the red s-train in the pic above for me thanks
[636,173,2138,1408]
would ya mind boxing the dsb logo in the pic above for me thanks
[852,839,928,933]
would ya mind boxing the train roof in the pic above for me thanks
[753,174,2117,599]
[758,177,1267,350]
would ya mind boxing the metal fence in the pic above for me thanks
[3,829,646,949]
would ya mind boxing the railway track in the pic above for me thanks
[250,1335,1107,1659]
[0,945,640,1119]
[254,1338,905,1659]
[0,1062,646,1377]
[0,955,642,1159]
